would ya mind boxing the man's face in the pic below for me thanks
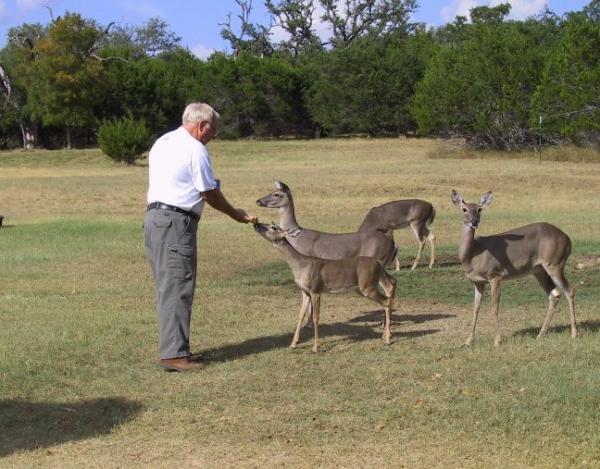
[197,120,218,144]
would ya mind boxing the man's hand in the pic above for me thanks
[234,208,258,224]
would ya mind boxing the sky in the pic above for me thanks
[0,0,592,59]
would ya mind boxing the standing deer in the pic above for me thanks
[451,190,576,346]
[254,222,397,352]
[256,181,397,265]
[359,200,436,270]
[256,181,398,328]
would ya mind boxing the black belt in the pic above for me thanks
[147,202,199,222]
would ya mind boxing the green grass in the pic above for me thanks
[1,139,600,467]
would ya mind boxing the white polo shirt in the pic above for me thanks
[147,127,218,215]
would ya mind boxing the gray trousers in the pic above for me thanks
[144,208,198,359]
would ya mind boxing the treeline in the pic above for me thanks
[0,1,599,151]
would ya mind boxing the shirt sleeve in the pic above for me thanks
[190,144,218,192]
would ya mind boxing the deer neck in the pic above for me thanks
[458,224,476,264]
[278,197,301,232]
[274,239,306,270]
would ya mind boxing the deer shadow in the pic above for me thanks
[350,309,456,325]
[395,257,461,269]
[514,320,600,338]
[202,320,440,364]
[0,397,142,457]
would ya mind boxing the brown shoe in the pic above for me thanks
[189,352,204,362]
[159,357,204,372]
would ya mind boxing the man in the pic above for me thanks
[144,103,257,372]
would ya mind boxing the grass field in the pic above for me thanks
[1,138,599,468]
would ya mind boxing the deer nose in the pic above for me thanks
[256,199,264,206]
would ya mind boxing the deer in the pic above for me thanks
[254,222,397,352]
[256,181,398,327]
[358,199,437,271]
[451,190,577,347]
[256,181,397,265]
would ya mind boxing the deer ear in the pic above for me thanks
[479,191,493,208]
[274,180,290,192]
[451,190,464,206]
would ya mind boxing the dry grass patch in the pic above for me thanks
[1,138,600,468]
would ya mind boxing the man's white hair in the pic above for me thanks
[182,103,220,126]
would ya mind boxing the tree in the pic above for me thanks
[265,0,418,50]
[411,4,559,149]
[320,0,418,47]
[306,32,432,135]
[133,17,183,57]
[265,0,322,56]
[0,23,47,148]
[220,0,274,57]
[26,12,107,149]
[532,11,600,147]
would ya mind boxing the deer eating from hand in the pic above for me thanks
[254,222,397,352]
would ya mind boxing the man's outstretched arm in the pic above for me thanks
[201,189,257,224]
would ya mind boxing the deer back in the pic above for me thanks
[465,222,572,280]
[287,228,396,266]
[359,199,434,232]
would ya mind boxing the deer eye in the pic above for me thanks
[462,208,467,213]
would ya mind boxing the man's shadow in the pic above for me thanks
[203,312,445,363]
[0,397,142,457]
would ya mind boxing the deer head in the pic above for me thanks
[253,222,288,243]
[256,180,292,208]
[451,190,493,230]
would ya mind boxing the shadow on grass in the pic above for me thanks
[0,397,142,457]
[395,257,461,270]
[514,320,600,338]
[350,310,456,325]
[203,318,441,363]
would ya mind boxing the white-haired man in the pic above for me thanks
[144,103,257,372]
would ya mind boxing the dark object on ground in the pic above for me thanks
[0,215,3,228]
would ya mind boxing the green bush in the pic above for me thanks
[98,117,151,164]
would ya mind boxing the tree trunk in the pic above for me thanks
[66,125,72,150]
[1,63,37,149]
[20,122,36,149]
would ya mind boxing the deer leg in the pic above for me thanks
[410,222,426,271]
[533,268,560,338]
[427,231,436,268]
[382,273,397,345]
[388,231,401,271]
[490,277,502,347]
[465,282,485,346]
[360,283,394,345]
[311,294,321,352]
[291,291,311,348]
[545,266,577,338]
[303,300,313,329]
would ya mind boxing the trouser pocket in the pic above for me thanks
[167,242,195,280]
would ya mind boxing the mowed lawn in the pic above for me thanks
[1,138,599,468]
